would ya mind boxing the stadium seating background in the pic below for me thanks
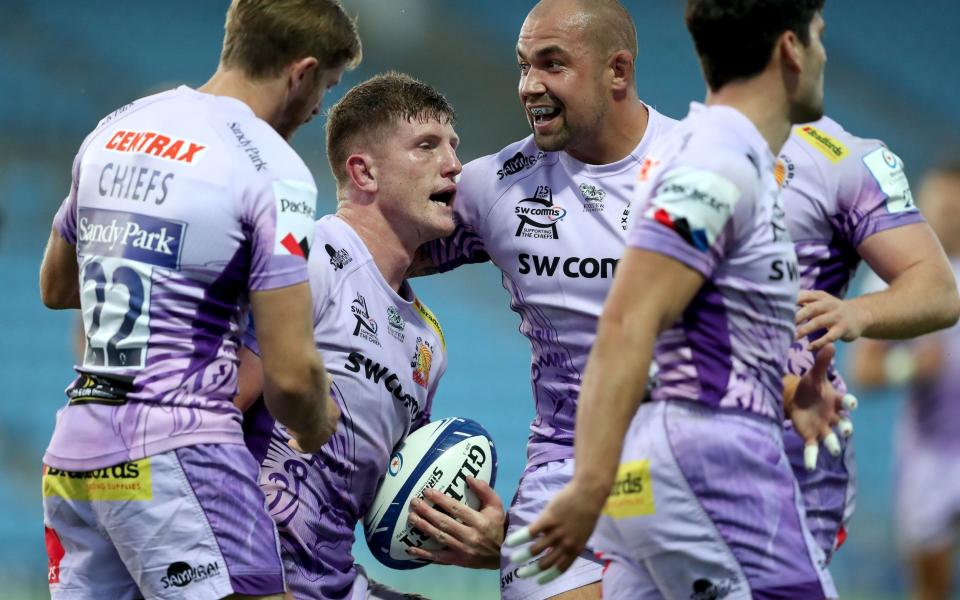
[1,1,958,598]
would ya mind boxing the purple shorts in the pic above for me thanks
[43,443,284,599]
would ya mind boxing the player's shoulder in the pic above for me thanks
[309,214,368,275]
[462,135,555,190]
[789,116,885,168]
[222,109,313,185]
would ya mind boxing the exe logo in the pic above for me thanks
[515,185,566,239]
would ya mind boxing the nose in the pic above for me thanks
[519,69,546,101]
[443,147,462,179]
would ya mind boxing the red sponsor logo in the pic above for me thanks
[280,233,307,258]
[104,130,207,164]
[637,157,661,182]
[46,526,65,584]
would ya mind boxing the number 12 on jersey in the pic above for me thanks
[80,256,153,369]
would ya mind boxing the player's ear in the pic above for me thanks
[288,56,320,95]
[778,30,804,75]
[345,154,378,194]
[608,49,634,94]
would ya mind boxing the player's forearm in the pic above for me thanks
[572,311,656,504]
[262,351,329,431]
[852,262,960,339]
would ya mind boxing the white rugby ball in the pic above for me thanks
[363,417,498,570]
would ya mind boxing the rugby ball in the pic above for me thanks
[363,417,498,570]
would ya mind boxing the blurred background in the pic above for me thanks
[2,1,959,598]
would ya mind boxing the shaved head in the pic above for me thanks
[527,0,638,61]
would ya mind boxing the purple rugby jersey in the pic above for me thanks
[629,103,798,422]
[424,105,676,467]
[45,86,317,471]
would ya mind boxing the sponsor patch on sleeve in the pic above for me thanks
[272,179,317,258]
[42,459,153,501]
[642,166,739,251]
[796,125,849,163]
[602,460,655,519]
[862,147,916,213]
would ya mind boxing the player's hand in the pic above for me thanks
[405,477,505,569]
[789,344,856,471]
[287,391,341,454]
[503,479,604,585]
[795,290,866,351]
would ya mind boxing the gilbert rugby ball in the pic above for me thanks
[363,417,497,569]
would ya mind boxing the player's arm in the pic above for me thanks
[250,283,337,452]
[797,227,959,349]
[235,345,265,413]
[39,227,80,309]
[506,248,704,578]
[406,246,441,278]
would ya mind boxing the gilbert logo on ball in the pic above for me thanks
[364,418,498,569]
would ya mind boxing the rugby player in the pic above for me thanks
[407,2,676,598]
[781,122,959,564]
[509,1,841,597]
[38,1,359,598]
[236,73,471,600]
[851,162,960,600]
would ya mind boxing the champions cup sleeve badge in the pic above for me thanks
[411,337,434,388]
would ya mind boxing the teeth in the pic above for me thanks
[530,107,555,117]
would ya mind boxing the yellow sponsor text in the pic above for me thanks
[602,459,655,519]
[43,459,153,501]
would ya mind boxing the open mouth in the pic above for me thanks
[429,189,455,207]
[529,106,561,127]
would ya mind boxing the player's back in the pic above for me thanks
[426,105,676,467]
[631,103,798,421]
[45,86,317,472]
[244,215,447,598]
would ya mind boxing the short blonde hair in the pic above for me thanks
[221,0,361,78]
[326,72,456,187]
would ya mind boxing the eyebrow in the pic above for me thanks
[517,44,570,61]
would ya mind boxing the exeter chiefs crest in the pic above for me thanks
[411,337,434,388]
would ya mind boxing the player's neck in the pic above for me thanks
[198,67,286,131]
[564,98,649,165]
[336,206,414,293]
[707,78,792,156]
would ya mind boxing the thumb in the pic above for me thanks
[467,477,503,510]
[809,343,836,382]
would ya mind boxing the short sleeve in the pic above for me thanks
[629,163,745,278]
[840,144,925,248]
[246,178,316,291]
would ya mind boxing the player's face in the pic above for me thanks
[516,11,607,153]
[376,118,462,244]
[789,12,827,124]
[279,64,346,141]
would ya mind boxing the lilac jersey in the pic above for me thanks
[44,87,316,471]
[426,106,675,467]
[244,215,447,598]
[781,117,923,386]
[630,103,797,421]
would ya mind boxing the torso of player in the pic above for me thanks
[45,86,317,471]
[432,107,675,466]
[252,215,448,526]
[779,117,923,387]
[631,104,797,421]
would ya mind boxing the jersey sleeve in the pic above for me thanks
[839,143,925,248]
[422,161,491,272]
[53,130,102,245]
[628,160,747,278]
[245,177,317,291]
